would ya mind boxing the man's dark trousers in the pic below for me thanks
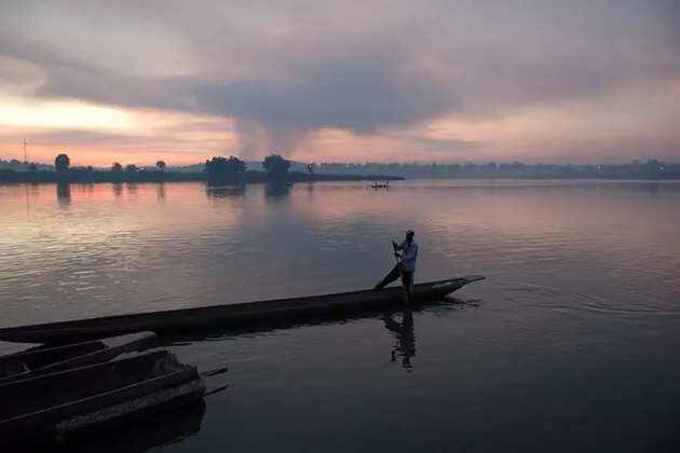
[374,264,413,291]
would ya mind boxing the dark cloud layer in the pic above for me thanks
[1,0,679,159]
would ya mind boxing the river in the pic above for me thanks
[1,180,679,451]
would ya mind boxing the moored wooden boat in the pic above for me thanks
[0,350,205,445]
[0,276,485,344]
[0,332,157,383]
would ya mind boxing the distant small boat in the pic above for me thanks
[0,332,157,383]
[0,350,205,445]
[0,276,485,344]
[370,180,390,189]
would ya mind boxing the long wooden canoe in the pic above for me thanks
[0,332,157,383]
[0,350,205,446]
[0,276,485,344]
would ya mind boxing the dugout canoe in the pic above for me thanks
[0,276,485,344]
[0,332,157,383]
[0,350,205,446]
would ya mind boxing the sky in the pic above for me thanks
[0,0,679,166]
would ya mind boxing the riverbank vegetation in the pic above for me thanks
[0,154,403,184]
[2,155,679,183]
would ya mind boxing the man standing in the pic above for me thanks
[374,230,419,302]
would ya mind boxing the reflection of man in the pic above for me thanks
[374,230,419,302]
[383,309,416,371]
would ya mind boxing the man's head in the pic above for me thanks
[405,230,415,242]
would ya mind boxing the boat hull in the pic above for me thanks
[0,351,205,445]
[0,332,157,383]
[0,276,485,344]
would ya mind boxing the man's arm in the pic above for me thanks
[392,241,403,259]
[392,240,403,251]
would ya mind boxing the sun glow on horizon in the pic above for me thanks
[0,97,134,132]
[1,77,679,167]
[0,100,238,166]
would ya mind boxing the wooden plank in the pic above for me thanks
[0,332,158,383]
[0,351,204,444]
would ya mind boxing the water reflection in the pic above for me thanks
[265,182,291,199]
[21,183,40,219]
[56,182,71,207]
[205,184,247,199]
[382,308,416,371]
[112,182,124,198]
[58,400,206,453]
[156,182,166,203]
[646,182,661,194]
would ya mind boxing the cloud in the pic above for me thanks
[1,0,679,160]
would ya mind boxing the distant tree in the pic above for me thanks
[263,154,291,181]
[111,162,123,172]
[125,164,138,173]
[28,163,37,171]
[205,156,246,185]
[156,160,166,172]
[54,154,70,172]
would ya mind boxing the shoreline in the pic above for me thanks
[2,177,680,186]
[0,170,404,185]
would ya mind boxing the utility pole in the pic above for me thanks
[23,139,28,163]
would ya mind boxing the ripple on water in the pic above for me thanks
[495,279,680,319]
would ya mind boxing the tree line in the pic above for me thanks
[5,152,676,183]
[0,153,305,185]
[310,160,680,180]
[204,154,291,185]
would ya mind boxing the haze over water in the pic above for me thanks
[1,180,680,451]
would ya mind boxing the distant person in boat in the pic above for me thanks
[374,230,419,302]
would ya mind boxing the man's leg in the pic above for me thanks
[400,271,414,303]
[374,264,402,290]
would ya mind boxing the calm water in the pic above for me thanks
[1,180,679,452]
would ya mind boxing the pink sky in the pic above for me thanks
[1,1,679,166]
